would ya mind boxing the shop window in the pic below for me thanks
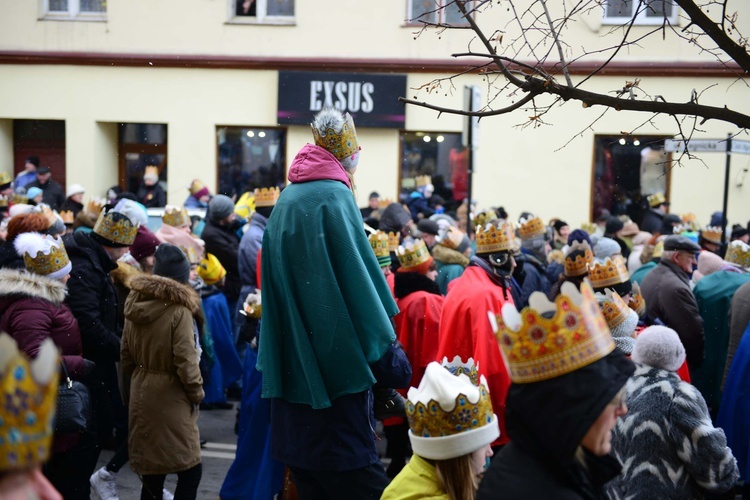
[400,131,464,211]
[13,120,66,192]
[230,0,294,24]
[118,123,168,208]
[602,0,677,25]
[217,126,286,198]
[41,0,106,21]
[592,135,670,225]
[407,0,473,25]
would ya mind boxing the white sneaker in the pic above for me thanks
[90,466,118,500]
[162,489,174,500]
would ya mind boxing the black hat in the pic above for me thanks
[417,219,439,236]
[37,166,51,175]
[552,220,569,234]
[660,214,682,235]
[663,235,701,253]
[731,224,748,240]
[605,216,624,235]
[153,243,191,284]
[368,191,380,199]
[597,209,611,222]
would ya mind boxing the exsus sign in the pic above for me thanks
[277,71,407,128]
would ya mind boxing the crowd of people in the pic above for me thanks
[1,107,750,500]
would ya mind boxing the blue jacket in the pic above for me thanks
[407,192,434,222]
[238,212,268,294]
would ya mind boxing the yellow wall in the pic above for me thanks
[0,120,12,176]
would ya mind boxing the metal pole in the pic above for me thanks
[722,133,731,245]
[466,91,474,237]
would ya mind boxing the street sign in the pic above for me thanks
[664,139,727,153]
[731,140,750,155]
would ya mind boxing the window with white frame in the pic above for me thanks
[230,0,294,24]
[603,0,678,25]
[41,0,106,20]
[407,0,473,26]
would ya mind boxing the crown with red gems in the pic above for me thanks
[471,210,497,230]
[628,282,646,318]
[311,111,359,161]
[491,280,614,383]
[387,232,400,252]
[518,215,546,240]
[162,205,190,228]
[701,226,723,245]
[254,187,280,208]
[588,255,630,289]
[595,288,630,330]
[564,240,594,277]
[475,221,515,254]
[725,240,750,269]
[396,239,432,271]
[0,333,59,470]
[437,226,465,250]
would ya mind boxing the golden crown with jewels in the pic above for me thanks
[415,175,432,188]
[596,288,630,330]
[311,112,359,161]
[471,210,497,230]
[441,356,480,386]
[629,282,646,318]
[518,216,546,240]
[564,240,594,278]
[588,255,630,289]
[725,240,750,269]
[701,226,723,245]
[0,333,59,470]
[396,239,432,270]
[254,187,280,208]
[647,192,667,207]
[581,222,597,235]
[86,197,105,217]
[162,206,190,228]
[59,210,74,224]
[22,235,70,277]
[475,221,515,254]
[387,231,400,253]
[93,209,138,246]
[437,226,465,251]
[491,280,615,383]
[368,231,390,259]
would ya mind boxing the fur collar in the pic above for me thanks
[0,268,67,305]
[432,244,469,267]
[128,274,201,313]
[394,271,442,299]
[111,262,141,288]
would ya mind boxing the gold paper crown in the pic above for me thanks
[0,195,8,208]
[647,192,667,207]
[0,334,58,470]
[415,175,432,188]
[701,226,723,244]
[437,226,464,250]
[254,187,280,208]
[0,171,12,186]
[406,367,494,439]
[93,209,138,246]
[368,231,390,258]
[387,232,400,253]
[588,255,630,289]
[162,206,190,228]
[476,222,515,254]
[21,235,70,277]
[629,282,646,318]
[178,245,199,265]
[59,210,74,224]
[144,165,159,178]
[581,222,597,235]
[653,240,665,259]
[11,193,28,205]
[377,198,392,210]
[518,216,546,240]
[564,241,594,277]
[311,112,359,161]
[38,205,57,228]
[725,240,750,269]
[596,288,630,330]
[682,213,700,231]
[672,224,693,235]
[492,280,615,383]
[86,197,105,217]
[471,210,497,230]
[396,239,432,270]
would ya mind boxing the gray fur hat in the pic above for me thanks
[631,326,686,372]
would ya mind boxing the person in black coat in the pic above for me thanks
[202,195,242,307]
[25,166,66,211]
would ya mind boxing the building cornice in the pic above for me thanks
[0,50,743,77]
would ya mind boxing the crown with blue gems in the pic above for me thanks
[0,333,59,470]
[490,280,615,383]
[405,360,499,460]
[15,233,71,278]
[311,109,359,161]
[93,209,138,246]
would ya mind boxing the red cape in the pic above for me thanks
[436,266,513,445]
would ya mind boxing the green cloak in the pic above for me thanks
[257,180,398,409]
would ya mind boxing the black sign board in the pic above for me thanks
[278,71,407,128]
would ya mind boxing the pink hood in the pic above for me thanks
[288,144,351,189]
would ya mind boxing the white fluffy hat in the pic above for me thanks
[631,325,686,372]
[65,183,85,199]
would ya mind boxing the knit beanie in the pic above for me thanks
[567,229,592,248]
[114,198,149,227]
[610,310,639,355]
[209,195,235,222]
[631,326,686,372]
[593,237,621,260]
[153,243,191,284]
[27,187,43,201]
[694,251,724,282]
[130,226,161,262]
[521,235,547,262]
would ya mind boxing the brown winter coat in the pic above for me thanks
[121,274,204,475]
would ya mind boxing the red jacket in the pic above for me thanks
[436,266,513,446]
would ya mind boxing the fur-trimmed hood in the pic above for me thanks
[0,268,67,305]
[432,244,470,267]
[111,261,141,289]
[125,274,201,325]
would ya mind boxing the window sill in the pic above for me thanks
[601,17,679,26]
[39,15,107,22]
[226,17,296,26]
